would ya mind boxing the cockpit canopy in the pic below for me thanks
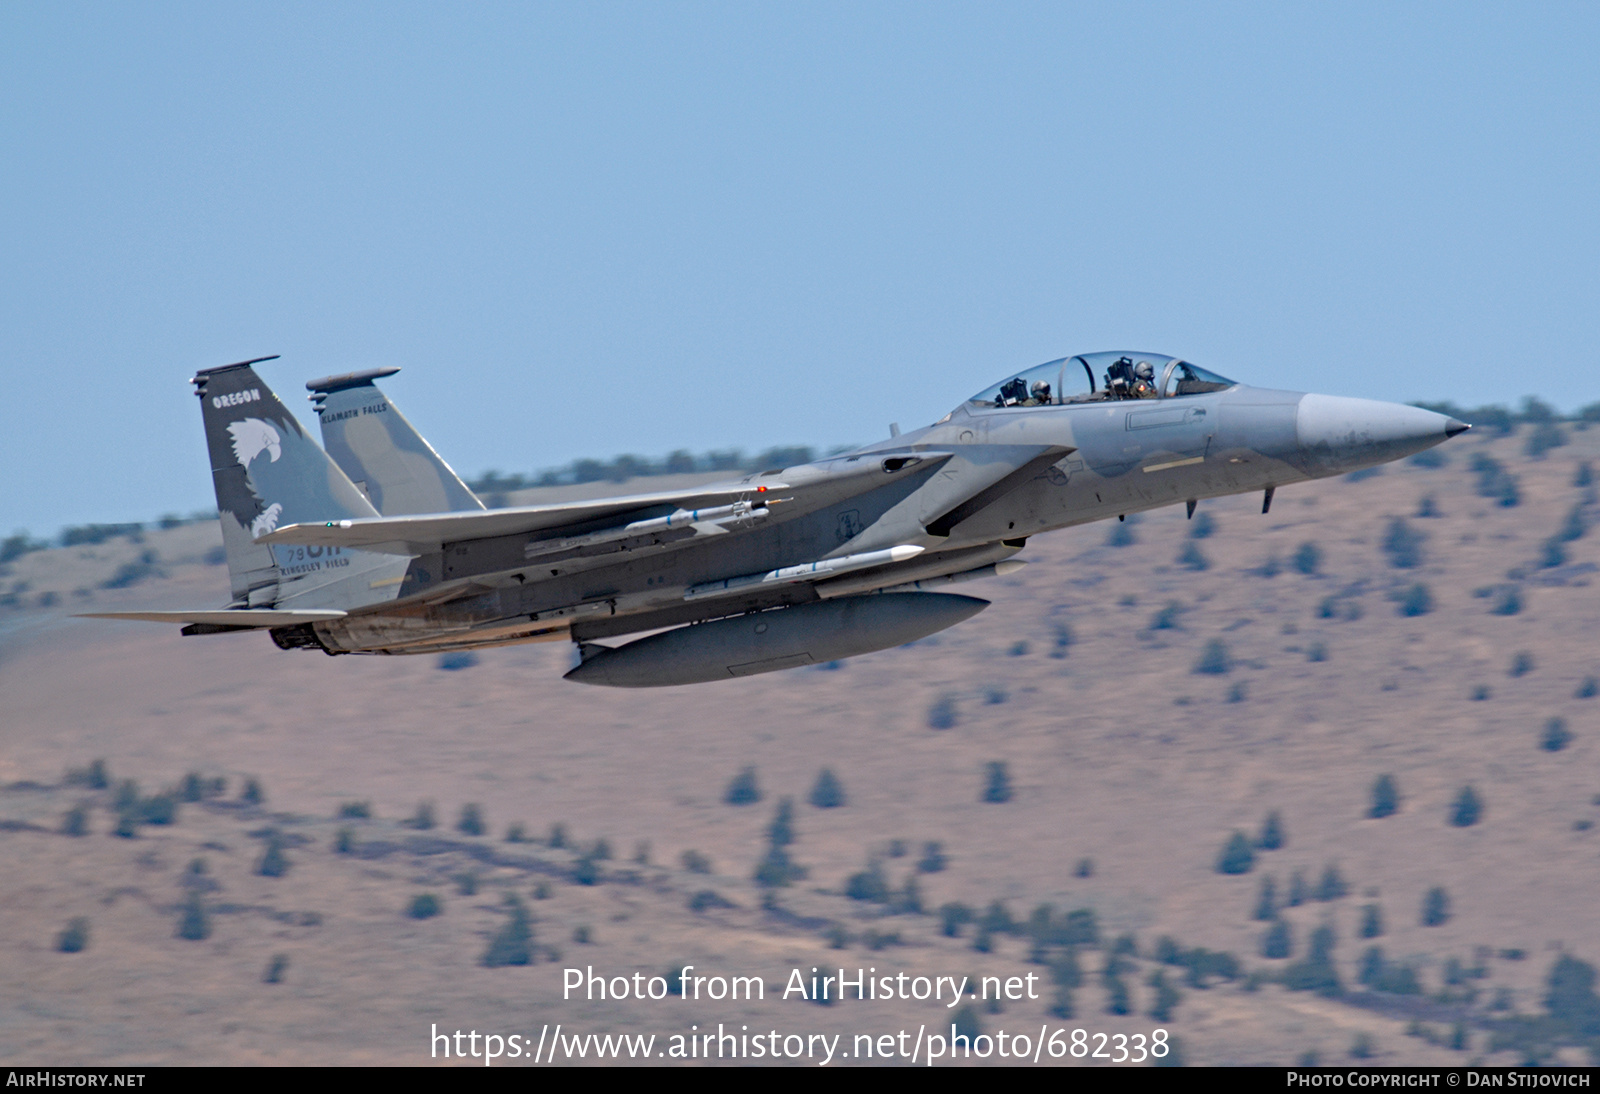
[965,352,1236,410]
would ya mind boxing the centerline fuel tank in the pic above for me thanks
[564,592,989,687]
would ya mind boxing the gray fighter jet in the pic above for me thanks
[86,352,1468,686]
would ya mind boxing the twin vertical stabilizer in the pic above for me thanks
[307,368,485,516]
[192,358,408,611]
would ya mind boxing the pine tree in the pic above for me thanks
[1216,831,1254,874]
[1147,970,1181,1022]
[1262,919,1292,959]
[1283,924,1341,996]
[55,917,90,953]
[482,896,534,966]
[256,832,290,877]
[1450,786,1482,827]
[1253,876,1278,921]
[767,798,795,845]
[808,769,845,808]
[1369,774,1399,819]
[176,891,210,941]
[1257,811,1285,850]
[1288,869,1309,906]
[981,762,1013,804]
[725,766,762,805]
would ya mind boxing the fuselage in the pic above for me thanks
[298,364,1465,658]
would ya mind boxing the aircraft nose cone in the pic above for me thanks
[1295,394,1464,474]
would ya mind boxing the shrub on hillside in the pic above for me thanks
[1399,583,1433,617]
[1257,811,1285,850]
[61,804,88,837]
[1148,969,1181,1022]
[1450,786,1482,827]
[754,845,806,888]
[1545,954,1600,1039]
[1316,863,1349,901]
[407,801,436,830]
[939,902,973,938]
[263,954,289,984]
[767,798,794,846]
[1262,919,1292,960]
[482,895,534,966]
[1383,518,1425,569]
[55,917,90,954]
[256,832,290,877]
[724,766,762,805]
[1253,876,1278,921]
[981,762,1013,803]
[1288,870,1309,907]
[1216,831,1254,875]
[1541,718,1572,752]
[1370,775,1400,819]
[1525,421,1568,459]
[1193,639,1231,676]
[176,891,210,941]
[1283,924,1342,997]
[809,769,845,808]
[845,860,889,903]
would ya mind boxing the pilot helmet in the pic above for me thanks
[1030,380,1051,400]
[1134,361,1155,382]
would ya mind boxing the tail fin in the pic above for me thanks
[193,358,407,609]
[306,367,486,515]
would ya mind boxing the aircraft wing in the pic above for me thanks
[76,609,347,627]
[256,481,791,553]
[257,451,958,555]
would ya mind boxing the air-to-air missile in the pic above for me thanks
[86,350,1468,686]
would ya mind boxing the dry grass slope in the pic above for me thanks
[3,425,1600,1065]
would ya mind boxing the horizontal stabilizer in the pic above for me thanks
[76,609,347,628]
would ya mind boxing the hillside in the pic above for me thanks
[3,423,1599,1066]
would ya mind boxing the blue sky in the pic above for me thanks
[3,2,1597,534]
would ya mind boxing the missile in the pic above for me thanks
[564,591,988,687]
[684,545,924,601]
[878,559,1027,593]
[525,502,769,560]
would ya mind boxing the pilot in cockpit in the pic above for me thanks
[1030,380,1052,405]
[1131,361,1157,399]
[1106,357,1158,400]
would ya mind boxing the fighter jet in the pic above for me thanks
[85,352,1468,686]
